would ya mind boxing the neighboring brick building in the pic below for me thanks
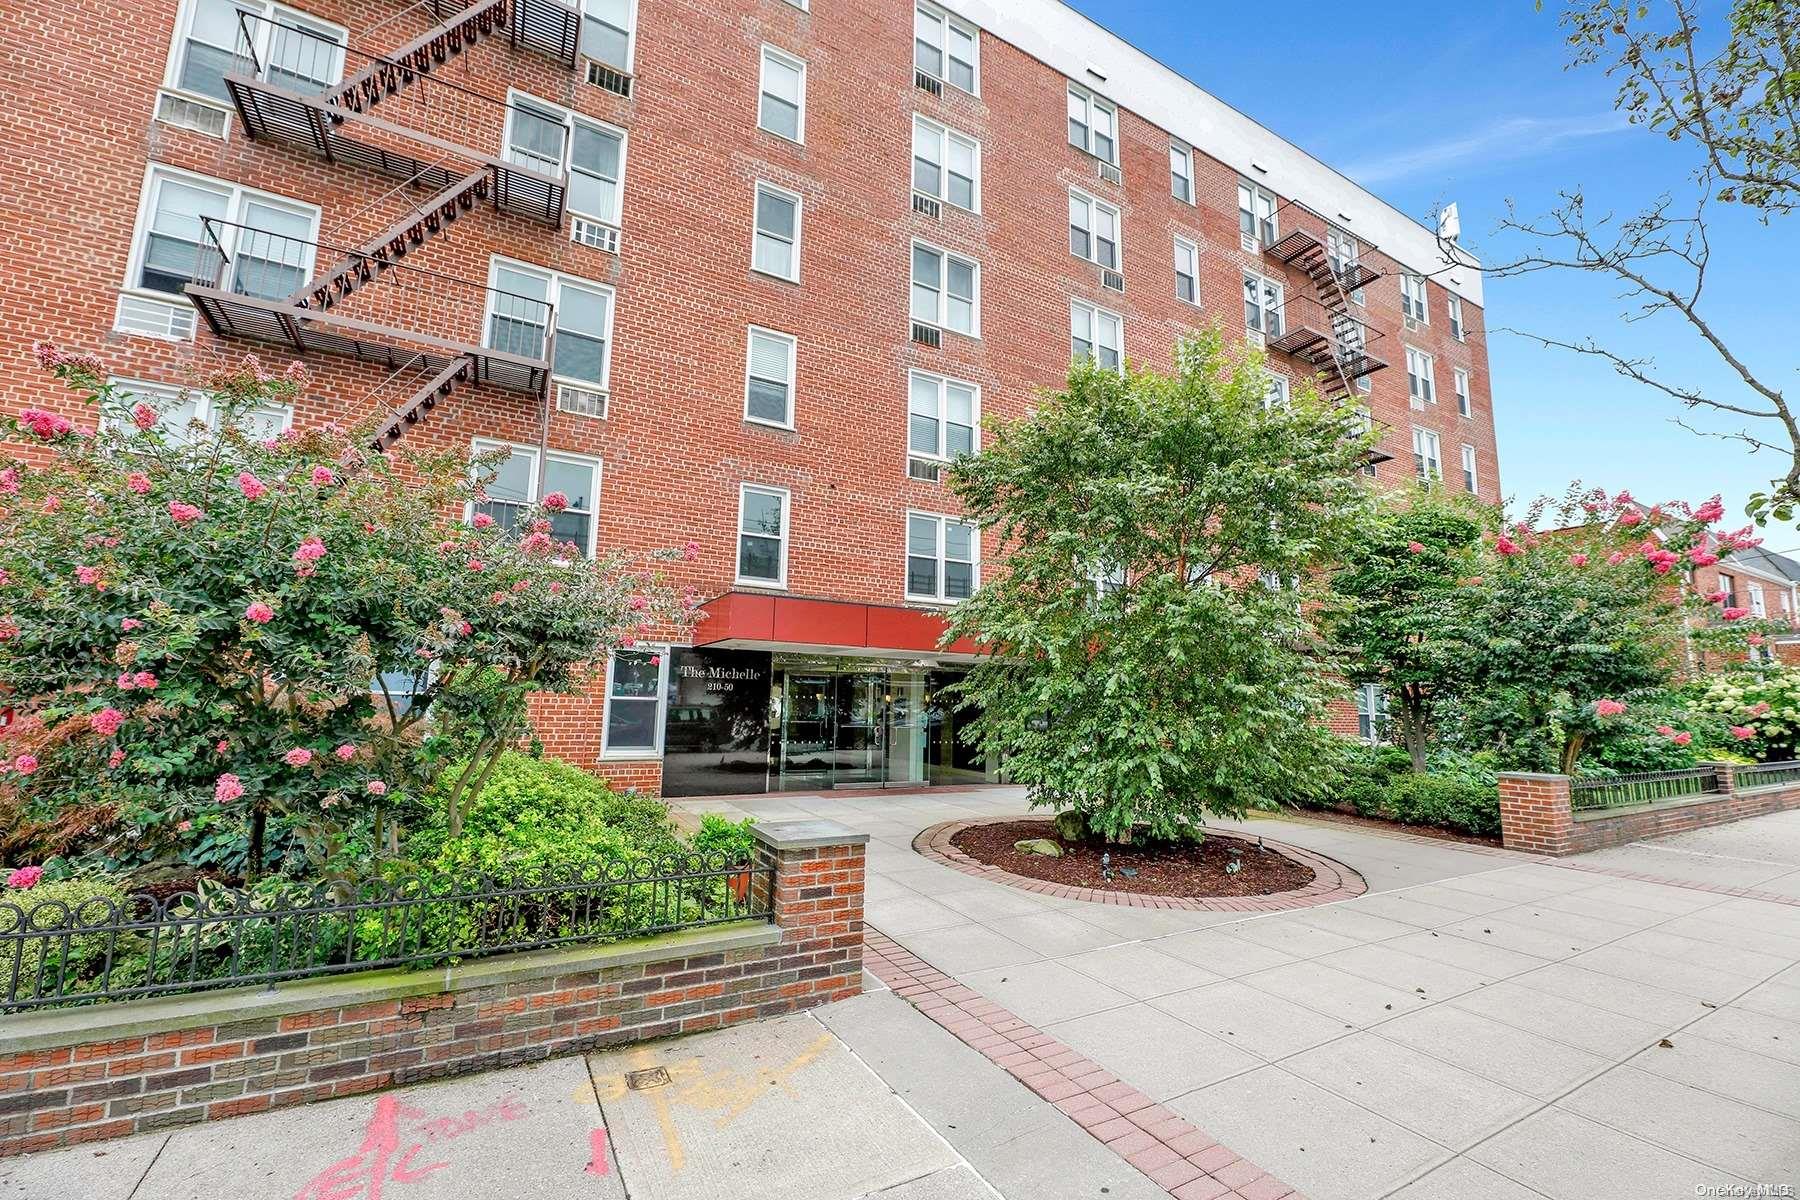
[0,0,1498,795]
[1688,545,1800,670]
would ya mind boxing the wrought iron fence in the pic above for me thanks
[1570,767,1721,812]
[0,852,769,1013]
[1734,760,1800,792]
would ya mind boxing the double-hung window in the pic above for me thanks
[737,484,789,587]
[1460,444,1478,494]
[1264,375,1291,411]
[602,648,667,757]
[485,259,614,400]
[105,379,292,444]
[581,0,632,71]
[1066,84,1117,164]
[745,327,797,428]
[912,116,979,211]
[1718,572,1738,608]
[1170,142,1194,203]
[1327,226,1364,304]
[1448,294,1466,341]
[906,512,977,602]
[758,46,806,143]
[1401,273,1429,324]
[911,242,978,335]
[1750,581,1768,617]
[1068,190,1120,269]
[120,167,319,339]
[1412,427,1442,482]
[1174,237,1200,305]
[1356,684,1389,742]
[505,96,627,233]
[908,371,977,461]
[470,439,601,557]
[164,0,344,113]
[1239,180,1278,249]
[1453,368,1471,417]
[1243,271,1284,339]
[914,3,978,93]
[1070,300,1123,371]
[752,182,801,281]
[1405,346,1436,408]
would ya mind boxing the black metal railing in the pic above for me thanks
[1570,767,1721,812]
[0,852,770,1012]
[1734,760,1800,792]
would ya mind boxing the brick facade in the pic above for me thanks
[1498,768,1800,857]
[0,820,866,1156]
[0,0,1500,771]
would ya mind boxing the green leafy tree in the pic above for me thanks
[0,345,699,877]
[1326,488,1487,773]
[943,332,1374,842]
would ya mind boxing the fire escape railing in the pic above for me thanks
[1266,294,1389,397]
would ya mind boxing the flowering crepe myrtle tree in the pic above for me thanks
[942,331,1376,843]
[1446,486,1776,773]
[0,345,699,877]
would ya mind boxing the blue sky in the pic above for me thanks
[1064,0,1799,551]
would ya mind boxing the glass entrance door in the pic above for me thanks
[778,674,833,790]
[773,662,931,790]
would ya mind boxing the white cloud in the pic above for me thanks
[1343,113,1631,185]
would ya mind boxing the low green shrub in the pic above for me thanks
[1385,774,1501,838]
[0,878,130,1002]
[690,814,756,863]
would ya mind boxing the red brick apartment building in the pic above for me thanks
[0,0,1498,796]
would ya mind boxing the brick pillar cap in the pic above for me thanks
[1496,771,1571,782]
[752,819,870,851]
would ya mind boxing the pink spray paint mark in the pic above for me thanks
[586,1128,611,1177]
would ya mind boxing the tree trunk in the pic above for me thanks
[1398,692,1429,773]
[246,806,267,883]
[1559,730,1586,776]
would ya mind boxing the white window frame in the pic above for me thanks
[905,510,980,604]
[1750,581,1768,617]
[1401,273,1430,325]
[104,378,293,442]
[1460,443,1478,494]
[483,257,617,395]
[736,483,790,588]
[1327,226,1365,305]
[1238,180,1278,249]
[118,164,321,339]
[1453,367,1471,417]
[1412,427,1442,482]
[1174,235,1200,306]
[751,180,803,282]
[912,114,981,212]
[744,326,798,430]
[758,44,807,144]
[1066,83,1118,165]
[159,0,347,120]
[1405,346,1436,408]
[1243,270,1284,340]
[502,91,628,230]
[1447,293,1466,341]
[1263,374,1291,411]
[1356,683,1389,743]
[910,240,980,336]
[907,370,979,463]
[1718,572,1739,607]
[1170,141,1195,204]
[468,438,603,559]
[579,0,636,72]
[913,2,979,95]
[1068,188,1122,270]
[1070,299,1124,373]
[600,646,669,759]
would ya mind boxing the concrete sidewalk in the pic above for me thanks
[678,789,1800,1200]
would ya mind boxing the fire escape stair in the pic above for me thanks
[294,170,493,313]
[1264,229,1390,403]
[329,0,512,117]
[372,355,476,451]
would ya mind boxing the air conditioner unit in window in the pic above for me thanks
[1101,269,1125,293]
[911,192,941,220]
[557,383,608,419]
[155,91,228,138]
[1403,315,1423,332]
[915,69,943,97]
[115,295,197,341]
[571,218,621,254]
[1097,160,1123,186]
[911,322,942,349]
[586,60,633,98]
[907,458,943,482]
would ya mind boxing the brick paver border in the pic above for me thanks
[864,928,1303,1200]
[912,819,1365,912]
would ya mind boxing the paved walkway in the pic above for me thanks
[680,788,1800,1200]
[7,790,1798,1199]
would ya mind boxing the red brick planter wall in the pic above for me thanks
[0,821,866,1157]
[1499,768,1800,856]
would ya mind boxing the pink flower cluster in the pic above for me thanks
[75,565,103,588]
[127,472,152,495]
[6,865,43,889]
[1592,699,1627,717]
[237,472,268,500]
[167,501,203,525]
[90,707,125,737]
[1568,553,1589,568]
[13,754,38,775]
[19,408,77,440]
[283,747,313,767]
[0,467,19,495]
[131,404,158,431]
[334,743,357,762]
[293,536,327,577]
[1721,607,1750,622]
[542,491,569,512]
[214,773,244,804]
[472,513,496,529]
[115,670,158,691]
[682,540,700,562]
[32,341,104,376]
[244,601,275,624]
[366,779,388,796]
[310,466,335,487]
[1653,725,1694,746]
[1730,726,1756,741]
[1692,497,1725,524]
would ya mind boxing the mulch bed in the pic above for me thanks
[1292,806,1503,848]
[949,819,1315,898]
